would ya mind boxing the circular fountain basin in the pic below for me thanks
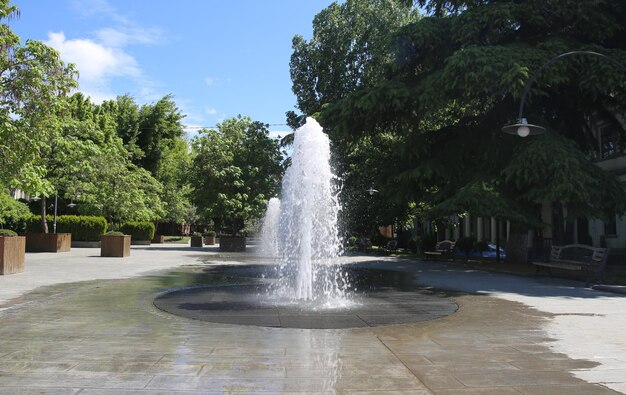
[153,266,458,329]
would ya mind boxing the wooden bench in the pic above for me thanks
[532,244,609,286]
[424,240,456,260]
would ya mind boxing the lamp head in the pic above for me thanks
[501,118,546,137]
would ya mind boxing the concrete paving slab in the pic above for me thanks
[0,248,624,393]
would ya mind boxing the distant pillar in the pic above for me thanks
[490,218,497,243]
[477,217,484,241]
[445,228,451,240]
[464,216,471,237]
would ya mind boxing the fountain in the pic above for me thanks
[153,119,458,329]
[262,117,349,305]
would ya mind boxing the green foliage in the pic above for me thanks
[456,236,476,255]
[0,2,78,198]
[191,232,202,237]
[0,229,17,236]
[306,0,626,236]
[202,230,216,237]
[55,216,107,242]
[189,116,284,235]
[120,221,155,241]
[23,215,107,241]
[420,234,437,252]
[105,231,124,236]
[290,0,419,115]
[0,191,30,232]
[370,232,389,248]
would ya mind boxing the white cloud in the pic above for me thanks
[204,77,215,86]
[205,107,218,116]
[45,31,142,102]
[95,26,163,47]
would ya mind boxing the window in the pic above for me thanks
[599,125,625,159]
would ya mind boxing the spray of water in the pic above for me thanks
[259,197,280,257]
[259,118,350,307]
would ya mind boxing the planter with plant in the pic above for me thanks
[0,229,25,275]
[202,230,216,245]
[24,215,72,252]
[190,232,203,247]
[101,231,131,257]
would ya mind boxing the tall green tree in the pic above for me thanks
[0,0,80,232]
[289,0,419,236]
[315,0,626,261]
[189,116,284,235]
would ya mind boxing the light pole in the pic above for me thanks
[502,51,626,137]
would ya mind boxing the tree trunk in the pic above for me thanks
[505,231,528,265]
[40,197,48,234]
[552,201,565,245]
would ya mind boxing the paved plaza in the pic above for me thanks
[0,245,625,394]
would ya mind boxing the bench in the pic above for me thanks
[532,244,609,286]
[424,240,456,260]
[382,240,398,253]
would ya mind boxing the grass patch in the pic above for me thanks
[164,236,190,244]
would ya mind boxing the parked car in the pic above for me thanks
[455,242,506,259]
[481,243,506,259]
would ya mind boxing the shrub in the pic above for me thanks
[0,229,17,236]
[407,235,420,253]
[202,230,216,237]
[120,222,155,241]
[371,233,389,248]
[420,234,437,253]
[475,240,489,254]
[456,236,477,255]
[57,216,108,241]
[105,231,124,236]
[24,215,107,241]
[347,236,358,246]
[191,232,202,237]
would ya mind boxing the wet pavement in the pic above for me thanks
[0,245,624,394]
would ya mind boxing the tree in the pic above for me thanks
[0,1,77,195]
[315,0,626,261]
[98,94,190,226]
[289,0,419,235]
[189,116,284,235]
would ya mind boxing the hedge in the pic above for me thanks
[0,229,17,236]
[120,222,155,241]
[25,215,108,241]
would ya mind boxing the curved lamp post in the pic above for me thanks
[502,51,626,137]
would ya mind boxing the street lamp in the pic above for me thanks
[502,51,626,137]
[366,186,379,196]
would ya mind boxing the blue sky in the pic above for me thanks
[10,0,334,138]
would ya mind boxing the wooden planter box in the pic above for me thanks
[101,235,131,257]
[190,236,203,247]
[0,236,25,275]
[219,236,246,252]
[25,233,71,253]
[152,234,165,244]
[203,236,215,245]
